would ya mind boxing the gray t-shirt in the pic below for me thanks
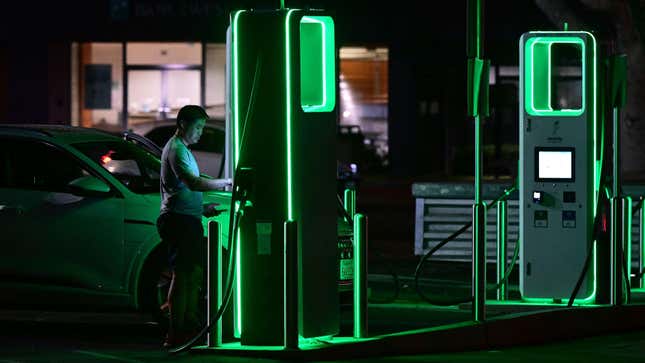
[160,135,202,218]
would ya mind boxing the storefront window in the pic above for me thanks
[338,47,389,170]
[73,42,226,132]
[73,43,123,132]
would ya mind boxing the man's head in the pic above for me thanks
[176,105,208,145]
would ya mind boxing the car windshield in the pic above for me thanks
[72,141,161,194]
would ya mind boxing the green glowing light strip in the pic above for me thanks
[285,9,297,220]
[642,202,645,287]
[525,36,586,116]
[231,9,245,338]
[235,226,241,337]
[582,241,597,303]
[626,197,633,285]
[301,17,326,109]
[299,16,335,112]
[353,214,364,338]
[233,10,244,168]
[589,31,598,216]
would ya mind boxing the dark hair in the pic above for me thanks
[176,105,208,127]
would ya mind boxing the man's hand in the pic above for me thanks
[203,203,224,217]
[207,178,233,190]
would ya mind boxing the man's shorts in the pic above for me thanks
[156,212,205,273]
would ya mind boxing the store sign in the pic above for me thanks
[129,0,224,18]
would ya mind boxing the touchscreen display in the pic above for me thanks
[537,150,573,180]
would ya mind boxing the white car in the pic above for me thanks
[0,124,231,318]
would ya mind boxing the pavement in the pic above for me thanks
[2,288,645,362]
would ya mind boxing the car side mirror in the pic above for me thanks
[68,175,111,195]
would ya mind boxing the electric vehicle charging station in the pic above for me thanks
[519,31,598,302]
[226,7,340,347]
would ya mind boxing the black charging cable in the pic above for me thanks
[566,185,642,306]
[168,51,262,354]
[168,187,248,354]
[567,183,609,306]
[413,183,518,306]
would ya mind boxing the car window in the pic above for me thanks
[144,125,224,154]
[145,126,176,148]
[73,140,161,194]
[0,138,91,192]
[191,126,225,153]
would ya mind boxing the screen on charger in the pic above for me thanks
[537,149,574,181]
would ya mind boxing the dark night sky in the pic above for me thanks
[0,0,554,65]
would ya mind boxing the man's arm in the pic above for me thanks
[170,145,231,191]
[179,174,231,191]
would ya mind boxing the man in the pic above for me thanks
[156,105,229,348]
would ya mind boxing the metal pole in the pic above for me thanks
[472,203,486,320]
[284,220,298,349]
[613,108,620,198]
[207,220,222,347]
[623,196,632,303]
[344,188,356,220]
[496,199,508,300]
[122,42,128,130]
[468,0,486,323]
[353,213,368,339]
[610,97,623,305]
[201,41,206,109]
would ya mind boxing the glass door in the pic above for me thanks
[125,42,203,130]
[127,68,201,128]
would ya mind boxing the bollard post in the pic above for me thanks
[344,188,356,220]
[207,220,222,347]
[472,203,487,321]
[622,197,632,303]
[353,213,368,339]
[284,220,298,349]
[496,199,508,300]
[610,197,624,305]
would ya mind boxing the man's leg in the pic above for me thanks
[172,260,190,337]
[184,265,204,333]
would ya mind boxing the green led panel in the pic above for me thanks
[231,9,245,339]
[524,37,585,116]
[285,9,296,220]
[625,196,633,293]
[299,16,335,112]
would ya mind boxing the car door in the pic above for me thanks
[0,137,125,293]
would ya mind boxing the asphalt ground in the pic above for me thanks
[2,289,645,363]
